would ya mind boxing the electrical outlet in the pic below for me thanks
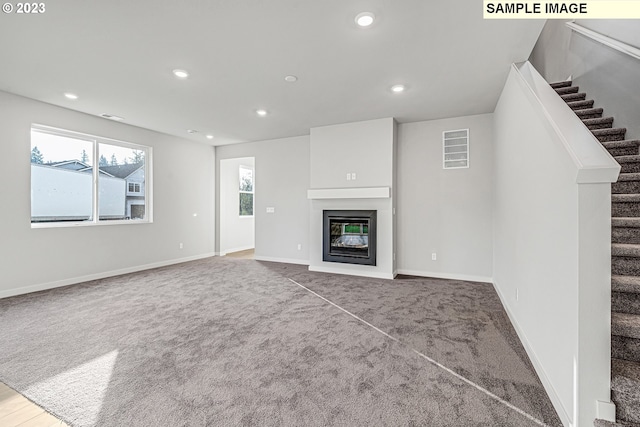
[297,244,302,250]
[431,252,437,261]
[179,243,183,249]
[266,207,275,213]
[352,172,357,180]
[346,173,351,181]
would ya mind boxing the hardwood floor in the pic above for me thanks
[225,248,255,259]
[0,383,67,427]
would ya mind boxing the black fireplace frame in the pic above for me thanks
[323,210,377,266]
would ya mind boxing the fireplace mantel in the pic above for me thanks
[307,187,390,200]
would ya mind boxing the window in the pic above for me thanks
[30,125,151,226]
[443,129,469,169]
[239,166,254,216]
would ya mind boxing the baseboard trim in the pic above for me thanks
[492,279,572,427]
[254,256,309,266]
[396,269,492,283]
[0,252,218,300]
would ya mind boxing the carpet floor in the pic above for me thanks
[0,257,561,426]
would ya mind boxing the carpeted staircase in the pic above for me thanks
[550,81,640,427]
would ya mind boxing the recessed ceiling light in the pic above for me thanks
[100,113,125,121]
[173,69,189,79]
[256,109,268,116]
[206,134,214,140]
[284,75,298,83]
[391,84,406,93]
[187,129,197,134]
[355,12,375,27]
[64,93,78,100]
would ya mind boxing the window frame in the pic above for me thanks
[238,165,254,218]
[30,124,153,228]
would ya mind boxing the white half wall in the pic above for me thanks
[0,90,215,297]
[220,157,255,254]
[215,136,310,264]
[396,114,493,282]
[493,63,618,427]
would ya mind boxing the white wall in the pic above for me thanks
[396,114,493,282]
[215,136,310,264]
[493,64,617,427]
[310,118,394,189]
[530,20,640,138]
[220,157,255,254]
[0,91,216,297]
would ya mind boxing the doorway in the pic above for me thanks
[220,157,255,258]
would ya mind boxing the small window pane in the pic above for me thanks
[239,193,254,216]
[31,130,94,223]
[239,167,253,192]
[98,143,146,220]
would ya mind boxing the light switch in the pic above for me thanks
[346,173,351,180]
[266,207,275,213]
[352,172,357,180]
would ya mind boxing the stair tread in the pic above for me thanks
[613,218,640,227]
[618,173,640,182]
[615,155,640,163]
[612,194,640,202]
[550,80,572,88]
[612,312,640,339]
[555,86,579,95]
[593,128,628,136]
[568,99,595,109]
[607,141,640,149]
[613,275,640,294]
[575,107,604,115]
[584,117,615,125]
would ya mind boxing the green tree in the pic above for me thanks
[99,155,108,166]
[31,146,44,164]
[80,149,89,163]
[110,154,118,166]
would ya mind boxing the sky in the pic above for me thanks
[31,130,141,165]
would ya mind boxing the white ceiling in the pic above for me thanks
[0,1,545,146]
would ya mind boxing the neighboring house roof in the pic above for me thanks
[99,162,144,179]
[47,160,90,171]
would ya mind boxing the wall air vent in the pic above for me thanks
[443,129,469,169]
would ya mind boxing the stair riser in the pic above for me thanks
[612,227,640,244]
[607,146,639,157]
[612,256,640,275]
[596,133,627,142]
[613,335,640,364]
[562,93,586,102]
[612,202,640,217]
[613,180,640,193]
[613,291,640,315]
[569,101,595,110]
[577,112,603,120]
[550,81,572,89]
[619,162,640,174]
[587,122,614,130]
[556,86,579,95]
[612,389,640,424]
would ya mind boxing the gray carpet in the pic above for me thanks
[0,257,561,426]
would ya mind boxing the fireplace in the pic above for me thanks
[323,210,377,266]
